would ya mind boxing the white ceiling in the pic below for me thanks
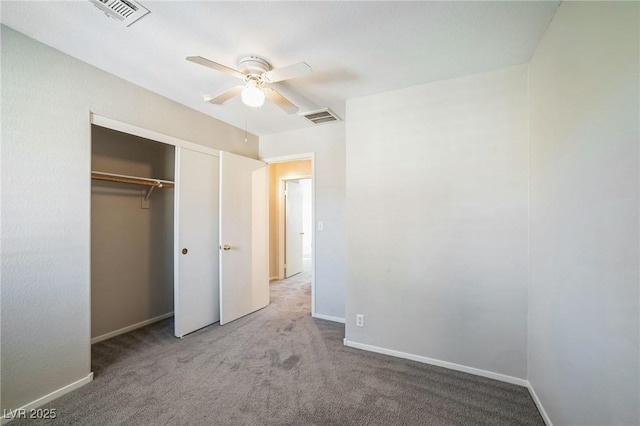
[1,1,559,136]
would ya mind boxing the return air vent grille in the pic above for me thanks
[300,108,341,125]
[89,0,149,26]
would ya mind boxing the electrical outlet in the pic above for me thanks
[318,221,324,231]
[356,314,364,327]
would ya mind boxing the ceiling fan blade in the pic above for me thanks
[204,86,244,104]
[186,56,245,80]
[263,87,299,114]
[263,62,312,83]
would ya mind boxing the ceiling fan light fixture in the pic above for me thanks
[241,80,265,107]
[187,55,308,113]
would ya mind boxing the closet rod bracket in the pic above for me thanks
[144,185,157,201]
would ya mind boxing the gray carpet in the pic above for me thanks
[18,271,544,425]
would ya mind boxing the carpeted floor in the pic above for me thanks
[17,270,544,425]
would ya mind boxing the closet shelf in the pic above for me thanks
[91,171,174,201]
[91,171,175,189]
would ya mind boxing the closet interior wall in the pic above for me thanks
[91,125,175,340]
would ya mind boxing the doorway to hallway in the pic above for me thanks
[264,155,315,316]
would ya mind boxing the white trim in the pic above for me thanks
[527,382,553,426]
[174,146,183,337]
[91,312,173,344]
[261,153,316,317]
[261,153,314,164]
[343,339,528,387]
[1,373,94,424]
[90,113,220,156]
[279,180,286,279]
[313,313,345,323]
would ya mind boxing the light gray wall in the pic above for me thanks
[260,123,346,320]
[345,65,529,379]
[528,2,639,424]
[1,25,258,412]
[91,126,174,339]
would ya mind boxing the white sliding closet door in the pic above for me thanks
[174,147,220,337]
[219,151,269,325]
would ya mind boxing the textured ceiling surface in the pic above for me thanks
[1,1,559,136]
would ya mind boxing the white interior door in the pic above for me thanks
[174,147,220,337]
[219,151,269,325]
[285,180,304,277]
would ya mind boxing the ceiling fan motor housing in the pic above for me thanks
[238,56,271,78]
[186,54,306,114]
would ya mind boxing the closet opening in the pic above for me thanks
[90,124,176,345]
[89,113,269,367]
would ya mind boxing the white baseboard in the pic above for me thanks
[527,382,553,426]
[342,339,553,424]
[313,313,345,323]
[1,373,93,424]
[91,312,173,344]
[343,339,528,387]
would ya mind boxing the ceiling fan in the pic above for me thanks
[186,55,312,114]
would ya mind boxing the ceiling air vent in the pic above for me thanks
[300,108,342,125]
[89,0,149,26]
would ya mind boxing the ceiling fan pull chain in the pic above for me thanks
[245,105,248,143]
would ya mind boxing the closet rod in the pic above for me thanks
[91,171,175,188]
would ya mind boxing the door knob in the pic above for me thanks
[300,232,305,235]
[222,244,231,251]
[182,248,188,255]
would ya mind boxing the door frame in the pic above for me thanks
[283,177,310,278]
[261,153,316,317]
[89,113,220,343]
